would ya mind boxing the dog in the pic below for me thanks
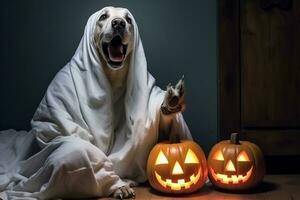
[93,7,133,96]
[93,7,185,199]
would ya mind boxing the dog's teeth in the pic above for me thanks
[120,45,123,54]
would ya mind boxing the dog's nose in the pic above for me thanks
[111,18,126,31]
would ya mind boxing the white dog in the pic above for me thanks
[93,7,184,111]
[0,7,190,200]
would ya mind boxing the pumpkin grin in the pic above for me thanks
[210,166,253,184]
[154,169,201,190]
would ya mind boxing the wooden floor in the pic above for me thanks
[100,175,300,200]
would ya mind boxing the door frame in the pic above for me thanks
[218,0,241,140]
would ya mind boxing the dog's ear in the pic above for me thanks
[93,20,102,50]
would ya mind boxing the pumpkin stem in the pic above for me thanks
[169,132,181,143]
[230,133,240,144]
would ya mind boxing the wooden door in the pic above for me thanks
[219,0,300,173]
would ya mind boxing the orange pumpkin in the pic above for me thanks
[147,140,208,194]
[208,133,265,190]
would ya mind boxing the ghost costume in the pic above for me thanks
[0,7,191,199]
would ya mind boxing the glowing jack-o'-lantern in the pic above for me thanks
[208,133,265,190]
[147,140,207,194]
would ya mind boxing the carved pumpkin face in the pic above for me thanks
[208,133,265,190]
[147,140,207,194]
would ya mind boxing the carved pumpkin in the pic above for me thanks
[208,133,265,190]
[147,140,208,194]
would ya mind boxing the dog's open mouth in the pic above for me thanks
[102,35,127,66]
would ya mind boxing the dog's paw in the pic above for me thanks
[112,185,135,199]
[161,76,185,115]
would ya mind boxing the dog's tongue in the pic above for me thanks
[108,44,124,62]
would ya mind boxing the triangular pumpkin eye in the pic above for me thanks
[237,151,250,162]
[184,149,199,164]
[155,150,169,165]
[213,150,224,161]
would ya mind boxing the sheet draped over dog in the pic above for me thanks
[0,7,191,199]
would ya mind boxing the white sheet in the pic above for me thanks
[0,7,191,199]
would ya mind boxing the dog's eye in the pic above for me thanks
[125,16,132,24]
[99,14,108,21]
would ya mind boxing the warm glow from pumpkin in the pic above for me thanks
[210,167,253,184]
[237,151,250,162]
[155,169,201,190]
[225,160,236,172]
[184,149,199,164]
[172,161,184,175]
[155,151,169,165]
[213,150,224,161]
[207,133,265,190]
[154,149,203,190]
[147,140,208,193]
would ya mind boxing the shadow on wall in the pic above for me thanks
[0,0,217,153]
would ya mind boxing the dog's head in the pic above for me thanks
[94,7,134,70]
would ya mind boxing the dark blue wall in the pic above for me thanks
[0,0,217,153]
